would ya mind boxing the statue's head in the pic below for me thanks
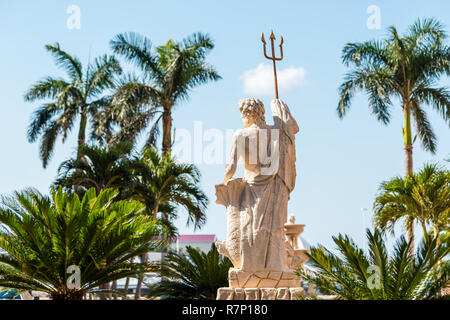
[238,98,266,128]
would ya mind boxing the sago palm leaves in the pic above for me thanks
[147,244,232,300]
[25,43,122,167]
[296,230,449,300]
[0,187,168,300]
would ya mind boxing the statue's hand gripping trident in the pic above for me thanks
[261,30,284,99]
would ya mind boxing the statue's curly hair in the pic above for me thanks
[238,98,265,123]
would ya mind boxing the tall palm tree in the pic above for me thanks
[374,163,450,245]
[147,244,232,300]
[54,141,138,199]
[134,148,208,228]
[0,187,168,300]
[296,230,449,300]
[25,43,122,167]
[106,32,221,152]
[131,148,208,299]
[337,18,450,247]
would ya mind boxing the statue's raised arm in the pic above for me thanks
[270,99,299,193]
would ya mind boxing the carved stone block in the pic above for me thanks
[289,287,305,300]
[276,288,290,300]
[234,288,245,300]
[216,287,304,300]
[260,288,277,300]
[244,288,259,300]
[216,288,234,300]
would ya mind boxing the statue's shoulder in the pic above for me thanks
[233,127,258,139]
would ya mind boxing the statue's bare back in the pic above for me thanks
[216,98,299,278]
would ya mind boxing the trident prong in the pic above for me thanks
[261,30,284,99]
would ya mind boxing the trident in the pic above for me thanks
[261,30,284,99]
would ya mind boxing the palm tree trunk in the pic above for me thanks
[160,212,170,283]
[161,108,172,154]
[78,108,88,164]
[134,253,148,300]
[403,105,414,254]
[403,104,413,176]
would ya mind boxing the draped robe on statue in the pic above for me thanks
[215,99,299,272]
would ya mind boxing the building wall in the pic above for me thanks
[170,241,215,253]
[146,235,217,262]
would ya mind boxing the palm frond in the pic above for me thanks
[147,244,232,300]
[411,100,437,152]
[110,32,163,82]
[45,43,83,80]
[86,54,122,98]
[0,187,168,300]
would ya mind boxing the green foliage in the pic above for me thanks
[297,230,449,300]
[52,145,209,300]
[53,144,207,232]
[25,43,122,167]
[374,163,450,237]
[147,244,232,300]
[338,18,450,153]
[0,187,168,300]
[99,32,221,148]
[53,142,139,199]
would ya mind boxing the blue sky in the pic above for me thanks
[1,0,449,251]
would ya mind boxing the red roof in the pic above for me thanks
[176,234,216,243]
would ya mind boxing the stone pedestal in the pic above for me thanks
[217,269,304,300]
[228,269,300,288]
[216,216,311,300]
[217,287,305,300]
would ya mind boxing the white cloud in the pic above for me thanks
[240,63,308,96]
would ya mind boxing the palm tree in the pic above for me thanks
[337,18,450,247]
[338,18,449,174]
[131,148,209,299]
[133,148,208,228]
[25,43,122,167]
[147,244,232,300]
[106,32,220,152]
[374,163,450,245]
[0,187,168,300]
[54,141,138,199]
[296,230,449,300]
